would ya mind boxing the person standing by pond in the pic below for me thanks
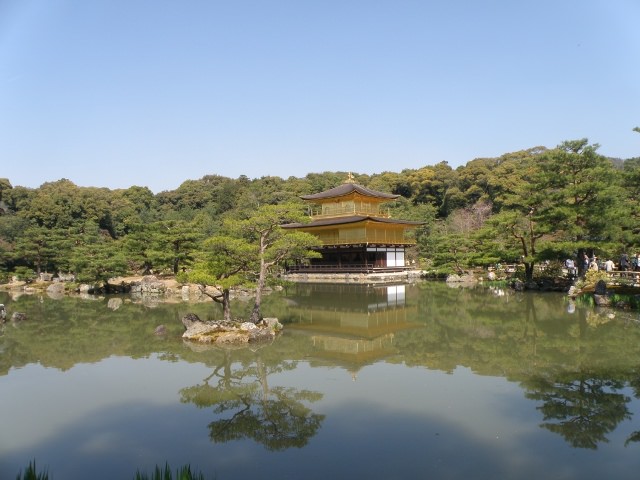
[565,258,576,277]
[604,258,615,272]
[620,253,630,271]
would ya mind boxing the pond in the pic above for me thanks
[2,281,640,479]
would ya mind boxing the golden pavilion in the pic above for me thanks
[283,175,422,273]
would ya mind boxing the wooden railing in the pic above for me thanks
[309,205,391,219]
[605,270,640,281]
[286,263,411,274]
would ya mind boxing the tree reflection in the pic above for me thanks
[624,367,640,447]
[525,373,631,449]
[179,349,325,451]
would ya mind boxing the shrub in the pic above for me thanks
[13,266,36,282]
[574,269,611,290]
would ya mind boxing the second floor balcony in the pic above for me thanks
[309,202,391,219]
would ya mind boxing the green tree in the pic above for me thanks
[619,157,640,252]
[12,225,64,275]
[182,235,255,321]
[69,225,128,287]
[231,203,321,323]
[2,185,34,213]
[535,139,623,274]
[183,203,320,323]
[417,199,494,273]
[407,162,462,217]
[109,186,159,237]
[482,156,552,281]
[476,140,622,280]
[0,178,12,206]
[146,220,202,274]
[462,147,546,211]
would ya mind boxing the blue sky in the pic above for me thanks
[1,0,639,193]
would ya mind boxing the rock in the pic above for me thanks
[181,313,201,329]
[182,322,235,343]
[594,280,607,295]
[57,273,75,282]
[107,298,123,310]
[215,331,251,344]
[262,318,283,332]
[0,304,5,322]
[181,285,190,301]
[79,284,92,293]
[181,315,282,345]
[154,325,167,335]
[593,294,611,306]
[487,271,497,281]
[131,275,166,296]
[512,280,525,292]
[525,281,539,291]
[46,282,66,299]
[445,273,478,285]
[246,329,271,342]
[11,312,27,322]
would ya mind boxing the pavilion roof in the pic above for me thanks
[300,183,399,201]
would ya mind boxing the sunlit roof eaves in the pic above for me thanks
[282,215,424,228]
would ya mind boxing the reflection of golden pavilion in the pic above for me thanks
[285,283,419,365]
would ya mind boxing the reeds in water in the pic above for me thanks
[15,460,48,480]
[134,463,208,480]
[15,461,210,480]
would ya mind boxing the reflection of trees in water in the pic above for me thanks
[207,385,324,450]
[525,373,631,449]
[393,286,640,449]
[523,303,633,449]
[624,368,640,447]
[7,287,640,451]
[180,349,324,451]
[0,294,214,373]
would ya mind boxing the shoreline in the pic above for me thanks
[0,270,429,299]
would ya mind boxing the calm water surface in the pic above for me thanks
[2,282,640,479]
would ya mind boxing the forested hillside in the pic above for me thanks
[1,139,639,284]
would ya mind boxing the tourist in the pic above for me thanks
[604,259,615,272]
[565,258,576,277]
[620,253,630,271]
